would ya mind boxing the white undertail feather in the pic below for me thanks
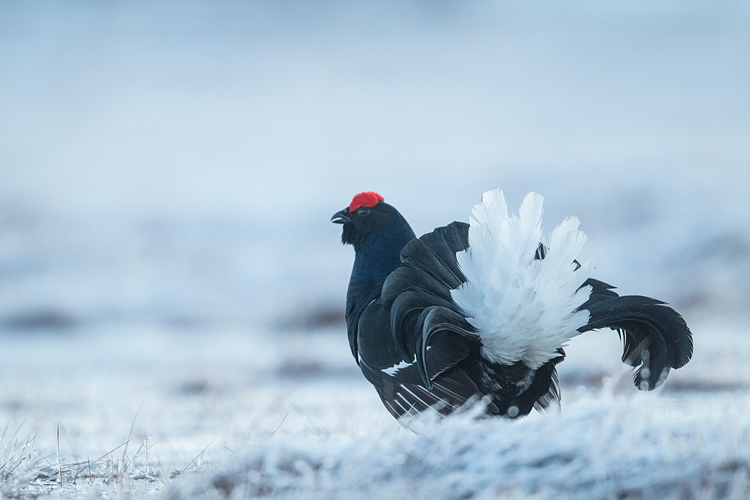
[451,190,594,369]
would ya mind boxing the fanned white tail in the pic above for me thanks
[451,189,594,368]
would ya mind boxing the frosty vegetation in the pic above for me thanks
[4,386,750,499]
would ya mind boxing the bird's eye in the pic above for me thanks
[356,207,370,216]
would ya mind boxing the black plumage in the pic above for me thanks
[332,192,693,421]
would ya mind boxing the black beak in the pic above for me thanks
[331,208,351,224]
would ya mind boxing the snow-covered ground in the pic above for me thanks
[1,1,749,498]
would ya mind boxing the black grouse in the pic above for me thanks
[332,190,693,421]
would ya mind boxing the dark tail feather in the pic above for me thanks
[533,358,563,413]
[579,280,693,390]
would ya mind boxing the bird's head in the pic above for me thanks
[331,192,413,249]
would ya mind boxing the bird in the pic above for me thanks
[331,190,693,421]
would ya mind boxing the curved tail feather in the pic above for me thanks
[579,279,693,390]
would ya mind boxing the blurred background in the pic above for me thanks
[0,0,749,468]
[1,0,749,332]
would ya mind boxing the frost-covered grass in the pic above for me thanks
[6,399,750,500]
[0,322,748,499]
[1,428,45,499]
[0,423,176,499]
[176,394,750,500]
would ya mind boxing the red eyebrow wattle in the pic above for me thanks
[349,192,384,212]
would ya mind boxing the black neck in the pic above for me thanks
[346,225,414,327]
[348,227,414,303]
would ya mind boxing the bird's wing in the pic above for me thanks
[345,284,380,364]
[380,222,482,387]
[359,358,499,420]
[578,278,693,390]
[356,296,493,417]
